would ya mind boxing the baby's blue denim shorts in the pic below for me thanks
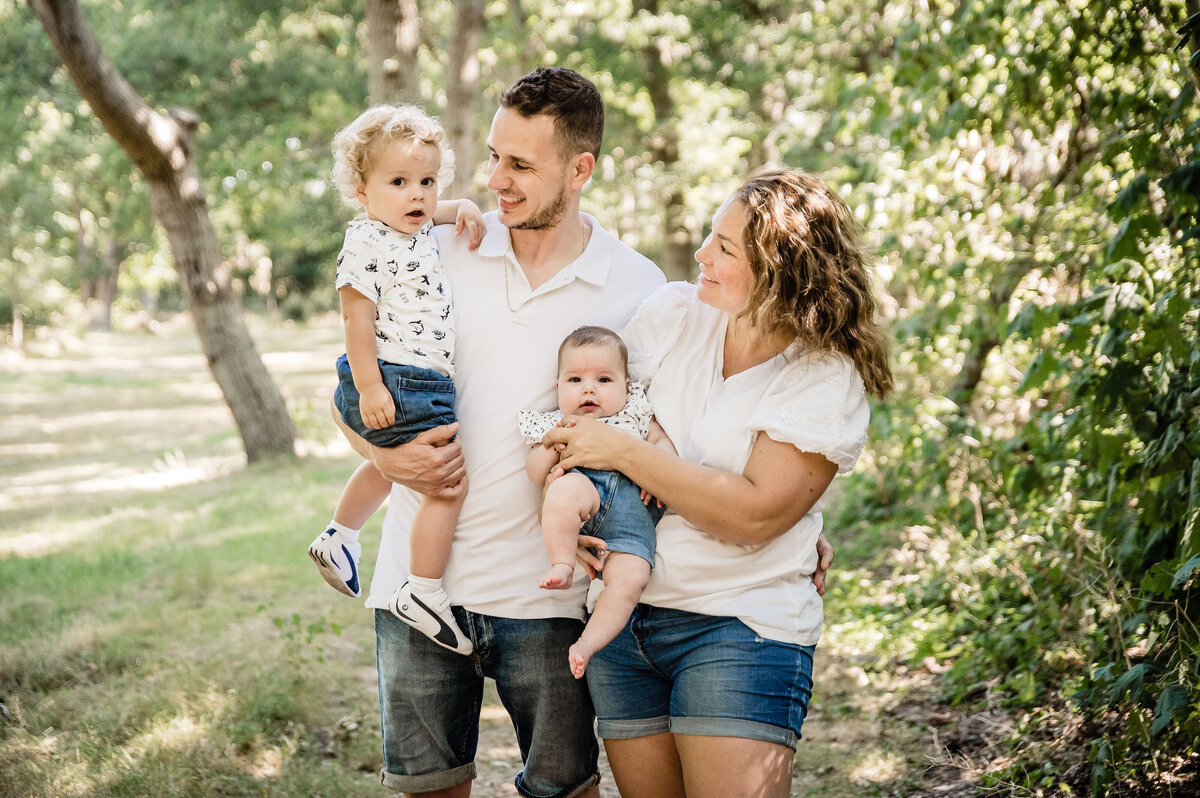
[575,467,664,567]
[586,604,815,749]
[333,354,457,447]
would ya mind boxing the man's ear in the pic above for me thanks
[570,152,595,190]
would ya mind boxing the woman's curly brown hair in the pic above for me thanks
[735,168,893,399]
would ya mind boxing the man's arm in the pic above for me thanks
[331,400,466,498]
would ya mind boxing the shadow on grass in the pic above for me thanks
[0,454,385,797]
[0,318,973,798]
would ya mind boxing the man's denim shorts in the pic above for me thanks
[575,467,663,566]
[375,609,600,798]
[586,604,816,749]
[333,354,457,447]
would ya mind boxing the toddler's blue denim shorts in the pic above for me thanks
[575,467,663,567]
[586,604,815,749]
[333,354,457,447]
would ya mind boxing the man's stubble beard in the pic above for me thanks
[510,186,569,231]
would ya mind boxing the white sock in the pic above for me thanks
[408,574,444,600]
[328,520,360,542]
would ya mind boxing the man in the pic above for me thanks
[338,67,665,798]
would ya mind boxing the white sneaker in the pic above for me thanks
[307,528,362,597]
[388,582,473,655]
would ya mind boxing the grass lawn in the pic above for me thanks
[0,316,944,797]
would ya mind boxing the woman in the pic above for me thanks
[544,169,893,797]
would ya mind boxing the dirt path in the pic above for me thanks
[462,648,974,798]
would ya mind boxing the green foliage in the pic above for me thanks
[828,0,1200,791]
[10,0,1200,788]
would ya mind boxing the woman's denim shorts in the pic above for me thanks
[586,604,815,749]
[333,354,457,447]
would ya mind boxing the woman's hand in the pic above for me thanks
[576,534,608,579]
[541,416,632,473]
[813,533,834,596]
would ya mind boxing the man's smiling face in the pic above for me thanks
[485,107,574,231]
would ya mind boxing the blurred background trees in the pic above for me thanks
[5,0,1199,791]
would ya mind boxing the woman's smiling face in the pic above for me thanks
[695,198,754,315]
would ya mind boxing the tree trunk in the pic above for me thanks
[8,265,24,351]
[506,0,545,76]
[445,0,486,200]
[946,256,1030,412]
[366,0,420,105]
[1187,0,1200,99]
[508,0,531,75]
[71,183,119,330]
[29,0,295,463]
[89,232,121,331]
[635,0,693,282]
[70,185,94,299]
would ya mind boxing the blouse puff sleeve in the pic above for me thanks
[621,282,695,385]
[749,350,871,475]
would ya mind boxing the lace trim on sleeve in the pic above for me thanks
[517,382,653,447]
[517,409,564,446]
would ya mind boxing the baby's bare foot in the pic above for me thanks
[539,563,575,590]
[568,640,595,679]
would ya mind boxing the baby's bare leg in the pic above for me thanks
[539,472,600,590]
[569,552,651,678]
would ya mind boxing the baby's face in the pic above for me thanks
[355,138,441,235]
[556,344,629,418]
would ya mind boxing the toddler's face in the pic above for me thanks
[355,138,441,235]
[556,344,629,418]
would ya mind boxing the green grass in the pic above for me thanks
[0,316,946,798]
[0,317,387,797]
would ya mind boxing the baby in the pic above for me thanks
[519,326,675,678]
[308,104,483,656]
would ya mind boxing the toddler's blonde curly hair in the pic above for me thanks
[330,105,456,208]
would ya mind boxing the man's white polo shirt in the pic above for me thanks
[366,211,665,620]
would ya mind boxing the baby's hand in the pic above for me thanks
[359,383,396,429]
[455,201,486,250]
[639,487,663,509]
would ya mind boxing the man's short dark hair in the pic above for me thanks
[499,67,604,161]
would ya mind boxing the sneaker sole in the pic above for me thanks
[309,545,360,597]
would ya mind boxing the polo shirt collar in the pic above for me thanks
[476,212,613,288]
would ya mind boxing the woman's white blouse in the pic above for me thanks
[622,282,870,645]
